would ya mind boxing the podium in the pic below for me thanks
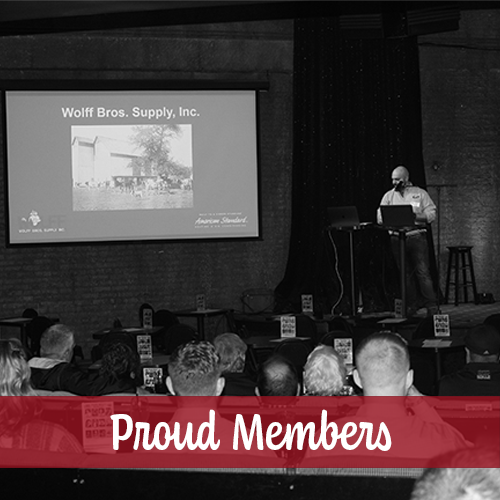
[378,225,425,319]
[329,223,371,317]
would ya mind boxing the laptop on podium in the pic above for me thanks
[327,206,360,229]
[380,205,416,228]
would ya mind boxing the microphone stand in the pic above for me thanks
[426,183,458,313]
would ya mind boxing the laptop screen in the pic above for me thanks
[327,206,360,228]
[380,205,415,227]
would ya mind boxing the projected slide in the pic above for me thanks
[5,88,260,244]
[72,124,193,212]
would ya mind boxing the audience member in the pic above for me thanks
[163,342,235,451]
[167,341,225,397]
[303,344,347,396]
[308,332,470,462]
[213,333,256,396]
[0,339,83,452]
[256,354,300,397]
[411,448,500,500]
[439,324,500,396]
[159,341,276,461]
[98,342,146,395]
[29,324,141,395]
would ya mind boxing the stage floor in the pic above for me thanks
[437,301,499,328]
[359,302,499,334]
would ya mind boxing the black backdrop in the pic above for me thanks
[275,17,434,315]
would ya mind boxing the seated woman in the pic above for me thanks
[98,342,148,394]
[213,333,257,396]
[0,338,83,453]
[303,344,352,396]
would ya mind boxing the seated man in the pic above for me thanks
[411,448,500,499]
[256,354,300,397]
[29,324,141,395]
[167,341,225,397]
[306,332,470,463]
[303,345,348,396]
[439,324,500,396]
[137,341,278,464]
[165,342,241,454]
[213,333,256,396]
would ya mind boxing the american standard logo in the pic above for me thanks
[195,213,248,227]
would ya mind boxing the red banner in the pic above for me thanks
[0,396,498,468]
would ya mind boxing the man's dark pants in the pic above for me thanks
[390,231,437,313]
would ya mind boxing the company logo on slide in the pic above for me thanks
[18,210,66,235]
[195,212,248,228]
[22,209,42,227]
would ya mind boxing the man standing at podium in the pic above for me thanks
[378,165,438,317]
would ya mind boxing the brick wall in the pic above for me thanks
[420,10,500,304]
[0,21,294,351]
[4,8,495,355]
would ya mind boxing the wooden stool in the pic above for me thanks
[444,246,478,306]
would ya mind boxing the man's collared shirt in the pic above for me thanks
[378,183,437,230]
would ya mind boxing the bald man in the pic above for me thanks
[256,355,301,397]
[411,450,500,500]
[305,332,470,463]
[353,330,414,396]
[378,165,437,317]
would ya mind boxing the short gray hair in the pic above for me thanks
[303,345,346,396]
[213,333,247,373]
[40,324,75,357]
[412,465,500,500]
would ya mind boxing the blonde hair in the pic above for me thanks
[0,339,36,396]
[0,339,39,436]
[303,345,347,396]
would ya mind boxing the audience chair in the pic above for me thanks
[294,314,319,343]
[272,338,313,376]
[22,308,39,319]
[410,317,466,396]
[25,316,56,358]
[484,314,500,334]
[407,317,440,395]
[328,316,355,337]
[243,343,259,380]
[233,315,280,338]
[412,317,435,339]
[320,330,352,348]
[224,309,238,335]
[153,309,179,329]
[163,323,197,355]
[72,345,85,363]
[152,309,180,351]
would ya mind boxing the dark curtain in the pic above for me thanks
[275,17,435,315]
